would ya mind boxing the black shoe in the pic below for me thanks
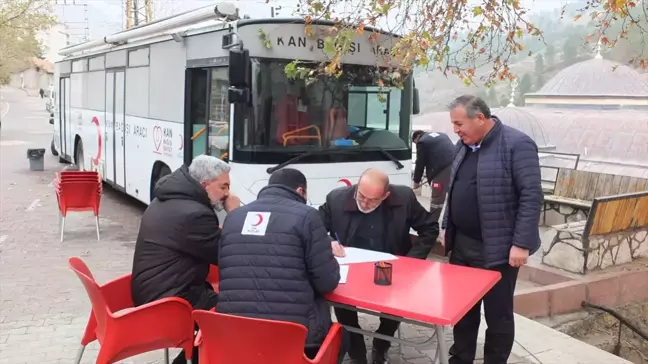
[371,349,389,364]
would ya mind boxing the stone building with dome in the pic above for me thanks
[524,52,648,109]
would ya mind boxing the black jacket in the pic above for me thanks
[319,184,438,259]
[413,131,455,184]
[442,117,543,267]
[217,185,340,347]
[131,165,220,307]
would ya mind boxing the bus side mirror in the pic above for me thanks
[228,48,249,87]
[228,48,250,104]
[412,87,420,115]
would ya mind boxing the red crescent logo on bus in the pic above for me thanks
[252,213,264,226]
[338,178,351,186]
[91,117,102,166]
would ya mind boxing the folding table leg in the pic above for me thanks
[164,348,170,364]
[434,326,449,364]
[60,217,66,243]
[95,215,100,241]
[397,327,403,355]
[74,345,85,364]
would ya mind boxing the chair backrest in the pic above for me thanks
[57,181,100,206]
[193,310,309,364]
[58,171,100,181]
[68,257,112,340]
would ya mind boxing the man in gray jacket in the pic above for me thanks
[442,95,542,364]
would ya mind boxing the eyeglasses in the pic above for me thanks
[354,189,384,204]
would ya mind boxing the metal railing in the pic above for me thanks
[538,151,581,190]
[581,301,648,356]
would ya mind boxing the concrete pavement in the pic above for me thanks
[0,87,632,364]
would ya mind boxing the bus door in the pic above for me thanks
[58,77,69,158]
[105,70,126,189]
[184,67,230,165]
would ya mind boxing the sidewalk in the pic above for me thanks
[507,313,633,364]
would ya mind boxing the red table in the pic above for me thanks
[325,256,501,364]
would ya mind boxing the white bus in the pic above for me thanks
[53,2,420,212]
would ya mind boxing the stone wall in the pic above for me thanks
[542,201,589,226]
[542,224,648,274]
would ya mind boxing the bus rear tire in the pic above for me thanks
[51,139,59,156]
[75,139,85,171]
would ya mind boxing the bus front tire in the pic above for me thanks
[151,164,171,201]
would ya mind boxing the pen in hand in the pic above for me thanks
[332,232,346,257]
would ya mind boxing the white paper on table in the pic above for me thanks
[339,265,349,284]
[335,247,398,265]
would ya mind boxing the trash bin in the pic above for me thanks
[27,148,46,171]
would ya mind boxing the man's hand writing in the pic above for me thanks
[331,241,346,257]
[509,245,529,267]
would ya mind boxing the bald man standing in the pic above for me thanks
[319,168,439,364]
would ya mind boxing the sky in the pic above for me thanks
[52,0,578,45]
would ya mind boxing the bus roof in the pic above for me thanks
[57,12,401,62]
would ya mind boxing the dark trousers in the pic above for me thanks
[448,234,519,364]
[172,289,219,364]
[429,165,451,223]
[334,307,400,360]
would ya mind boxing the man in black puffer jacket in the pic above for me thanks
[131,155,240,364]
[218,168,342,361]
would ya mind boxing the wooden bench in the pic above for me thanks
[542,169,648,226]
[541,191,648,274]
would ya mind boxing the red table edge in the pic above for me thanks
[325,271,502,327]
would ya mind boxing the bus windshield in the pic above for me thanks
[231,58,412,164]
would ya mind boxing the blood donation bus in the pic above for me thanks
[52,2,420,214]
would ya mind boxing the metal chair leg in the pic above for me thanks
[95,215,100,241]
[60,216,66,243]
[397,326,403,355]
[74,345,85,364]
[164,348,170,364]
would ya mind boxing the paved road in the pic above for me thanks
[0,87,530,364]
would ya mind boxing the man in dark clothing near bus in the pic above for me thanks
[442,95,542,364]
[319,168,438,364]
[131,155,240,364]
[412,130,455,223]
[218,168,344,362]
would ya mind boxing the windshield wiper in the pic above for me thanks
[265,147,404,174]
[360,147,404,170]
[266,149,353,174]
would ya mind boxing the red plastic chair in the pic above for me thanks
[192,310,342,364]
[55,171,102,242]
[69,257,195,364]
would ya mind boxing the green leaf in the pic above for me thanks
[323,36,336,56]
[472,6,483,16]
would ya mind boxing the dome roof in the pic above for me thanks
[492,106,553,149]
[529,58,648,97]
